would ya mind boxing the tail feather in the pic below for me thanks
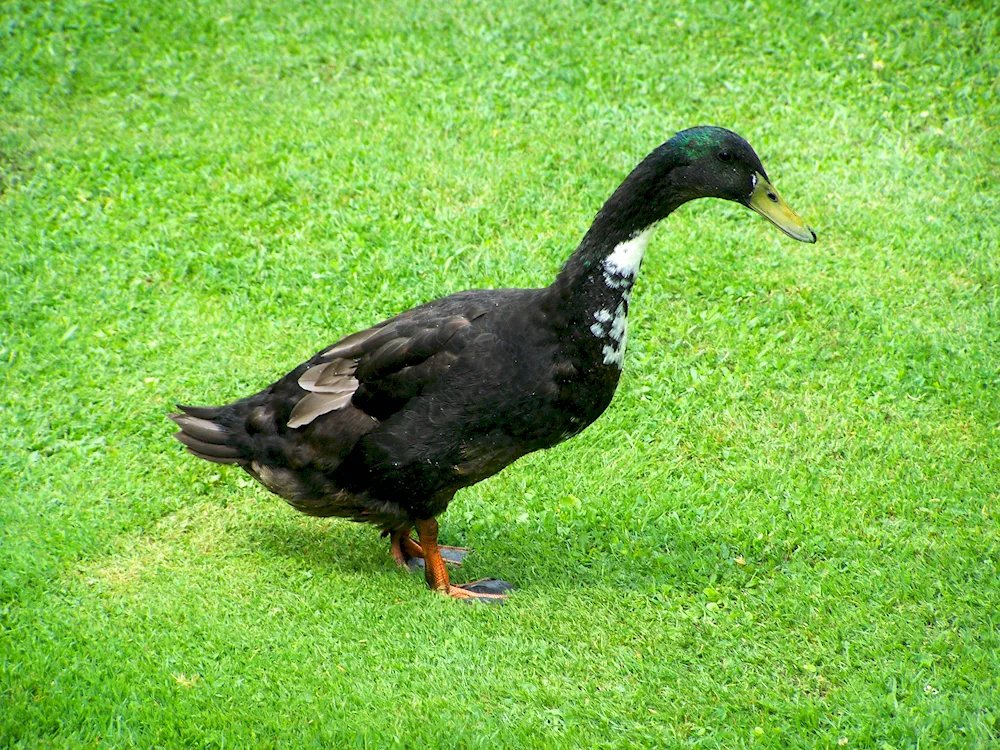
[170,412,229,444]
[169,407,241,465]
[177,404,223,420]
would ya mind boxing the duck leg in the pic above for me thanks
[414,518,513,602]
[387,528,470,571]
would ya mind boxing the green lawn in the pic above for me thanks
[2,0,999,747]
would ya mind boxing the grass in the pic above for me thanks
[2,0,999,746]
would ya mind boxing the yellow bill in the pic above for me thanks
[748,172,817,243]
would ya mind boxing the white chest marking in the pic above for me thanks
[589,308,613,339]
[601,298,630,367]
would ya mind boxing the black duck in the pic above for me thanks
[171,126,816,601]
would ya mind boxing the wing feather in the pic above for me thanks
[286,300,490,429]
[288,390,356,428]
[298,361,359,392]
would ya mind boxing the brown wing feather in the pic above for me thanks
[288,304,488,429]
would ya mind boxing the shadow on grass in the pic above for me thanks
[240,511,401,578]
[239,503,749,602]
[236,506,592,596]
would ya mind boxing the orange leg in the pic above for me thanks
[414,518,511,602]
[401,534,425,559]
[388,529,421,568]
[387,527,468,570]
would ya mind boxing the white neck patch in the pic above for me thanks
[593,228,652,368]
[602,228,653,287]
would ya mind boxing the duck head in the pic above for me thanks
[661,126,817,243]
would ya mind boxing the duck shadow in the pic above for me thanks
[240,512,541,588]
[238,508,730,598]
[242,514,392,577]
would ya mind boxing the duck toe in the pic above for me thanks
[451,578,515,600]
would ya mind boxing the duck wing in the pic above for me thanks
[288,293,493,429]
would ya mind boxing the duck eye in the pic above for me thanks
[718,151,732,162]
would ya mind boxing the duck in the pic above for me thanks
[171,126,816,602]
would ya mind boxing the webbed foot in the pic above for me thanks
[414,518,513,604]
[407,546,470,571]
[447,579,515,603]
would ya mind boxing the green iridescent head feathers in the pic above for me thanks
[667,126,728,161]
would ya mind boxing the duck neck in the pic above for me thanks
[547,153,689,369]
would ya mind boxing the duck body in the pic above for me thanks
[172,126,816,601]
[176,282,624,527]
